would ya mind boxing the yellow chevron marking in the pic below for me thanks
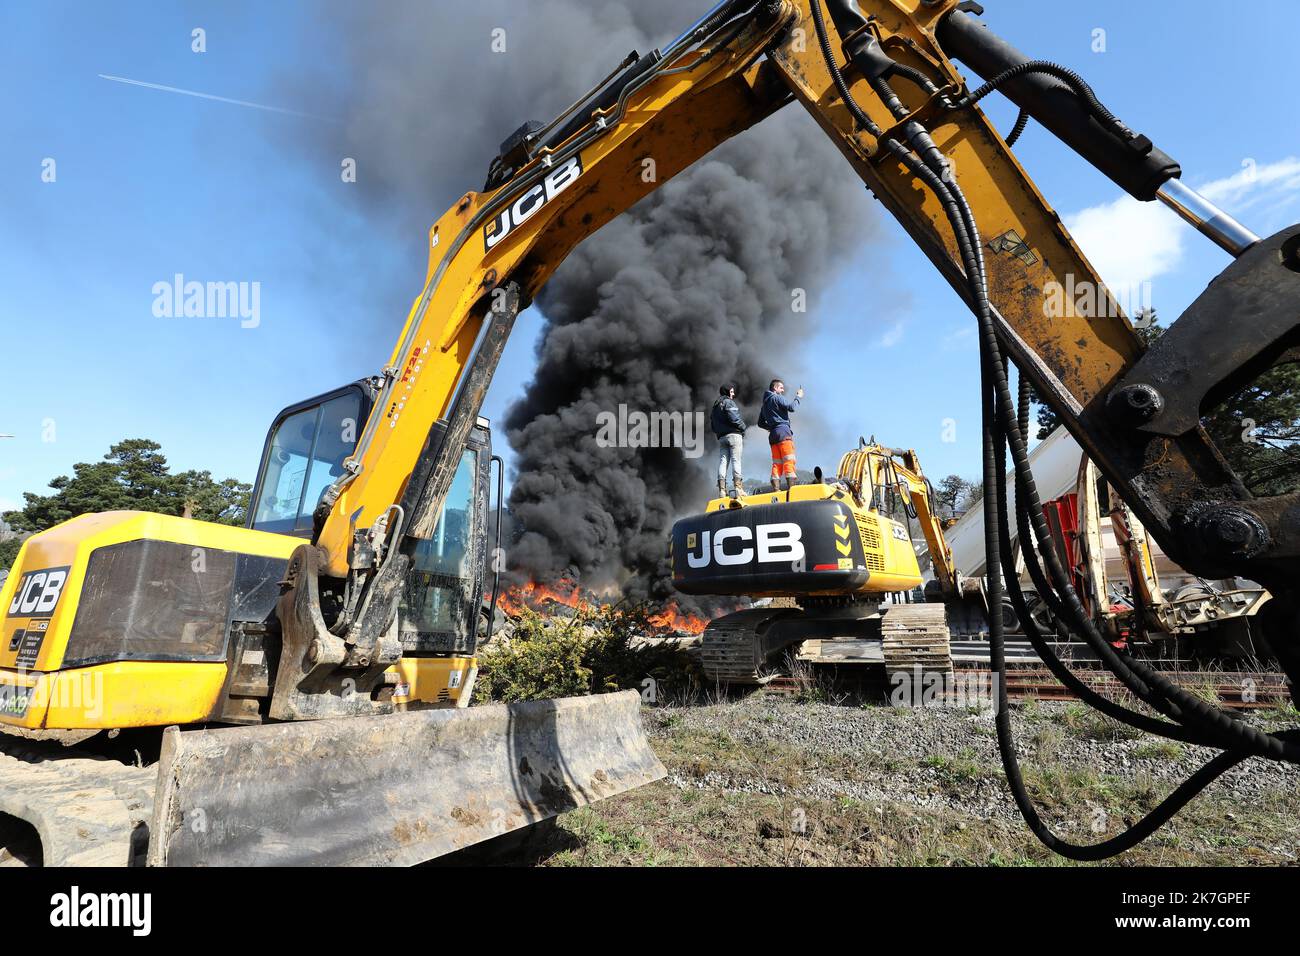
[836,540,852,556]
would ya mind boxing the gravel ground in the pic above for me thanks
[644,696,1300,826]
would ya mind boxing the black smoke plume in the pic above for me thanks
[504,115,874,604]
[284,1,876,607]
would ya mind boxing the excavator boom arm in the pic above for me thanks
[313,5,796,579]
[291,0,1297,780]
[767,1,1297,596]
[324,0,1296,626]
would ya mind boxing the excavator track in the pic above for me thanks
[880,604,955,684]
[700,608,794,685]
[0,730,154,867]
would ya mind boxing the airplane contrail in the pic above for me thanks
[98,74,338,122]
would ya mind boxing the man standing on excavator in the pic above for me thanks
[759,378,803,491]
[711,383,747,499]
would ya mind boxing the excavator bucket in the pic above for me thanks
[147,690,663,866]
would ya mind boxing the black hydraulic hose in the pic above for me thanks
[998,379,1300,756]
[904,107,1297,860]
[1001,380,1174,705]
[1005,437,1250,751]
[999,379,1220,743]
[977,217,1300,758]
[995,400,1237,749]
[958,59,1135,143]
[811,0,883,138]
[810,0,1300,826]
[815,1,1227,743]
[869,74,908,119]
[694,0,755,40]
[1016,375,1031,447]
[928,159,1300,757]
[889,61,941,95]
[1012,373,1034,528]
[999,532,1213,744]
[810,0,979,280]
[1004,107,1030,146]
[702,9,757,57]
[986,374,1261,857]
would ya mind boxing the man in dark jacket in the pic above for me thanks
[759,378,803,491]
[710,384,746,498]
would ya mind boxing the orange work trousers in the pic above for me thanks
[769,438,796,480]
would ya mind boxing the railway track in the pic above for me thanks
[763,662,1293,712]
[979,666,1292,711]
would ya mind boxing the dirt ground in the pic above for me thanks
[534,694,1300,867]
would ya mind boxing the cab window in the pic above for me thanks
[402,449,478,641]
[252,392,362,535]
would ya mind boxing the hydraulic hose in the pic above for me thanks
[1004,107,1030,146]
[958,60,1135,141]
[807,0,1300,855]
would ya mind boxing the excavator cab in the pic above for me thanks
[0,383,498,732]
[248,381,497,661]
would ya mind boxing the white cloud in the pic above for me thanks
[1200,157,1300,217]
[1064,157,1300,302]
[1064,195,1182,302]
[942,324,976,351]
[877,321,905,348]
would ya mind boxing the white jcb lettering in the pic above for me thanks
[510,183,546,228]
[712,527,753,566]
[35,570,67,613]
[544,154,582,196]
[7,584,26,615]
[18,572,47,615]
[757,523,804,563]
[8,567,70,617]
[683,523,805,568]
[686,531,711,569]
[484,155,583,251]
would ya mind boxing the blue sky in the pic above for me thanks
[3,0,1298,516]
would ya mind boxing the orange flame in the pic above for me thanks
[496,578,591,618]
[647,604,708,635]
[492,578,708,635]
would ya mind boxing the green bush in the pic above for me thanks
[475,603,699,703]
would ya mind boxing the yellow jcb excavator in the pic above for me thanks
[673,440,983,685]
[2,0,1297,864]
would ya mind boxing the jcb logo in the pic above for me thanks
[685,523,804,568]
[7,567,70,618]
[484,155,583,251]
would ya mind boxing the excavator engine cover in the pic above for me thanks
[671,497,921,597]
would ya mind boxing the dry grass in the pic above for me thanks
[537,699,1300,867]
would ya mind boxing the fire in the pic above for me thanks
[493,579,709,635]
[647,603,709,635]
[496,578,592,618]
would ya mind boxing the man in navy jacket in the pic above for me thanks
[710,384,747,498]
[759,378,804,491]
